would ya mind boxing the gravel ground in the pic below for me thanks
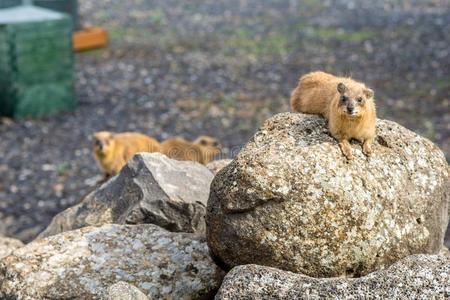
[0,0,449,242]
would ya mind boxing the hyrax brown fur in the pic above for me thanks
[291,71,376,160]
[161,135,221,165]
[93,131,161,178]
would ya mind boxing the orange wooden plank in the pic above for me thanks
[73,27,107,51]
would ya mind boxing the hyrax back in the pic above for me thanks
[290,71,337,118]
[161,135,221,165]
[290,71,376,160]
[93,131,161,177]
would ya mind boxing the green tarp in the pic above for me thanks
[0,1,79,30]
[0,5,75,118]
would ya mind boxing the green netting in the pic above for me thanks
[14,81,75,118]
[0,5,75,119]
[0,81,15,116]
[12,68,73,86]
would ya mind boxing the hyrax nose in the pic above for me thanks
[347,105,354,113]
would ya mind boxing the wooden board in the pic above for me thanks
[73,27,107,51]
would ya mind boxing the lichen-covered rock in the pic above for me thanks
[215,255,450,299]
[207,113,449,277]
[206,159,232,175]
[108,282,150,300]
[39,153,214,239]
[0,224,224,299]
[0,236,23,259]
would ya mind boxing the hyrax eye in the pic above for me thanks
[357,97,363,103]
[340,96,347,102]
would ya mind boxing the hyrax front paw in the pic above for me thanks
[362,140,373,157]
[343,148,353,160]
[362,145,372,156]
[339,141,353,160]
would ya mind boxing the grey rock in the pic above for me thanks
[206,159,232,175]
[0,236,24,259]
[215,255,450,299]
[107,281,150,300]
[0,224,225,299]
[446,222,450,248]
[207,113,450,277]
[39,153,214,239]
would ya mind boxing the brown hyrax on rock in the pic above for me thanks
[291,71,376,160]
[161,135,221,165]
[93,131,161,178]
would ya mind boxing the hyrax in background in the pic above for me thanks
[161,135,221,165]
[290,71,376,160]
[93,131,161,178]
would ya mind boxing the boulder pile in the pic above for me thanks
[1,114,449,299]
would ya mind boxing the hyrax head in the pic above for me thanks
[93,131,115,155]
[194,135,222,156]
[337,82,374,118]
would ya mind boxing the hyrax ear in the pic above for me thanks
[337,83,347,94]
[364,88,374,98]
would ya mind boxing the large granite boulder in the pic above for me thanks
[207,113,449,277]
[0,224,224,299]
[0,236,23,259]
[216,255,450,299]
[39,153,214,238]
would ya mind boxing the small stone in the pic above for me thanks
[108,281,150,300]
[206,159,232,175]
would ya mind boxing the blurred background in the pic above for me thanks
[0,0,449,242]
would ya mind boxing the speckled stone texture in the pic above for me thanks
[0,236,23,259]
[107,281,150,300]
[39,153,214,239]
[207,113,450,277]
[215,255,450,299]
[0,224,225,299]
